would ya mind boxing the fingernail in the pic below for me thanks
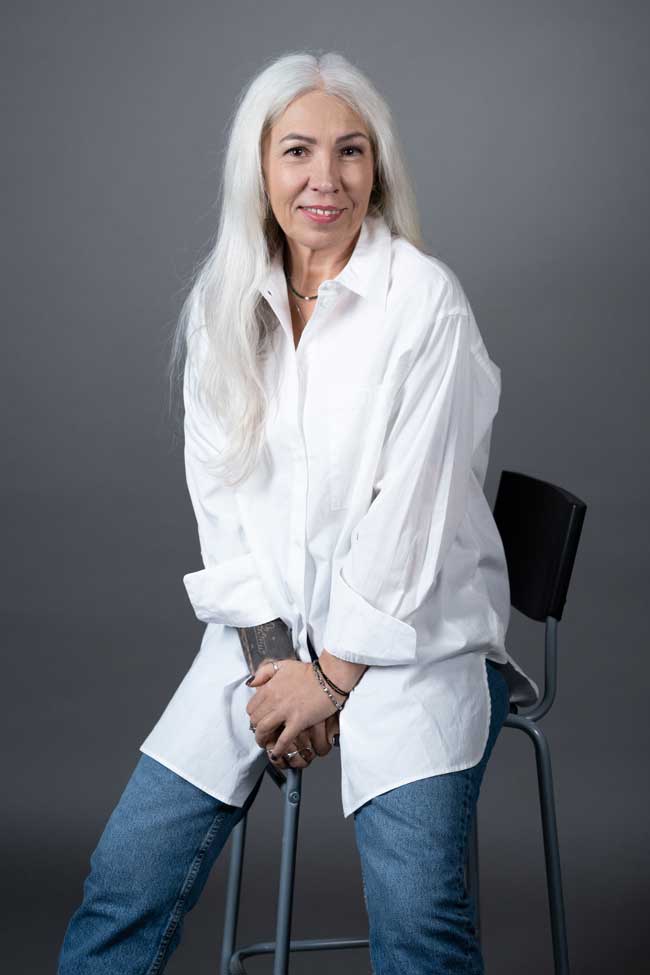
[245,675,254,685]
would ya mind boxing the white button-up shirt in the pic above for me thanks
[140,213,539,818]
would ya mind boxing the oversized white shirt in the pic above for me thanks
[140,212,539,818]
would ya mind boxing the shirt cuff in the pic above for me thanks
[183,553,277,627]
[322,567,417,666]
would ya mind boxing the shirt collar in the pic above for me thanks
[258,212,392,312]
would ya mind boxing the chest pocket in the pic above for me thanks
[325,381,386,510]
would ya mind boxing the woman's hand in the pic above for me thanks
[263,712,340,770]
[245,659,344,764]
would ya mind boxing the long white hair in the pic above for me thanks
[167,49,425,487]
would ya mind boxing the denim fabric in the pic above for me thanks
[353,659,511,974]
[57,659,509,974]
[56,756,265,974]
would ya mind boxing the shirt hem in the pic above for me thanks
[139,744,256,809]
[343,654,493,818]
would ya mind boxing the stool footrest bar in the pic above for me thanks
[229,935,370,971]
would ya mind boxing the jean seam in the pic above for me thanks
[145,808,228,975]
[452,770,473,972]
[465,779,478,975]
[460,663,505,975]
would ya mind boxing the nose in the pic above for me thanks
[308,153,340,195]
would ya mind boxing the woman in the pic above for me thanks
[57,51,539,974]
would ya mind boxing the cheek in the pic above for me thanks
[348,163,374,189]
[267,165,294,198]
[277,186,301,210]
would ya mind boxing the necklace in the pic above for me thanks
[292,292,307,330]
[285,270,317,342]
[285,274,319,302]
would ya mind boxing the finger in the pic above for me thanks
[309,721,331,757]
[269,723,300,763]
[263,726,291,769]
[246,683,273,722]
[325,712,340,746]
[245,661,278,689]
[295,729,316,766]
[254,710,285,749]
[284,730,314,770]
[264,738,288,769]
[262,728,285,767]
[267,739,308,770]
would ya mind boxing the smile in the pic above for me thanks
[299,207,345,224]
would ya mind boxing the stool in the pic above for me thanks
[220,469,587,974]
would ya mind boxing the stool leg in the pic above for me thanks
[509,715,571,975]
[220,814,248,975]
[466,809,482,942]
[531,722,571,975]
[273,767,302,975]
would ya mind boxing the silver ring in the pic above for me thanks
[284,746,314,760]
[271,660,280,672]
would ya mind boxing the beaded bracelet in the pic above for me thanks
[313,659,351,697]
[311,661,347,712]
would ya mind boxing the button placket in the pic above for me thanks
[284,339,310,648]
[280,288,334,651]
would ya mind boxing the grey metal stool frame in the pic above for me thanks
[220,469,587,975]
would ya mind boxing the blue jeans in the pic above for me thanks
[353,658,511,974]
[57,659,509,974]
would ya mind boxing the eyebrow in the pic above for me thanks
[279,131,370,144]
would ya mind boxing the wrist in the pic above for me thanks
[318,649,368,694]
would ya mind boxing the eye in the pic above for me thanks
[284,145,364,157]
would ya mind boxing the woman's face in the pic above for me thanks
[261,90,375,252]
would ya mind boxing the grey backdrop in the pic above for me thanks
[3,2,648,973]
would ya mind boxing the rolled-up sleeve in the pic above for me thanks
[323,309,482,666]
[181,329,277,627]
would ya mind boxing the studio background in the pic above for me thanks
[3,2,648,973]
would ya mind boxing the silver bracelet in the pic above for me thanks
[311,661,346,712]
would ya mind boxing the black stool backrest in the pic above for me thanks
[492,470,587,623]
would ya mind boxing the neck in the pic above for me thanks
[283,228,359,294]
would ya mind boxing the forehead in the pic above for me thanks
[270,90,368,138]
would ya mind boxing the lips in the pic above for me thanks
[299,205,346,225]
